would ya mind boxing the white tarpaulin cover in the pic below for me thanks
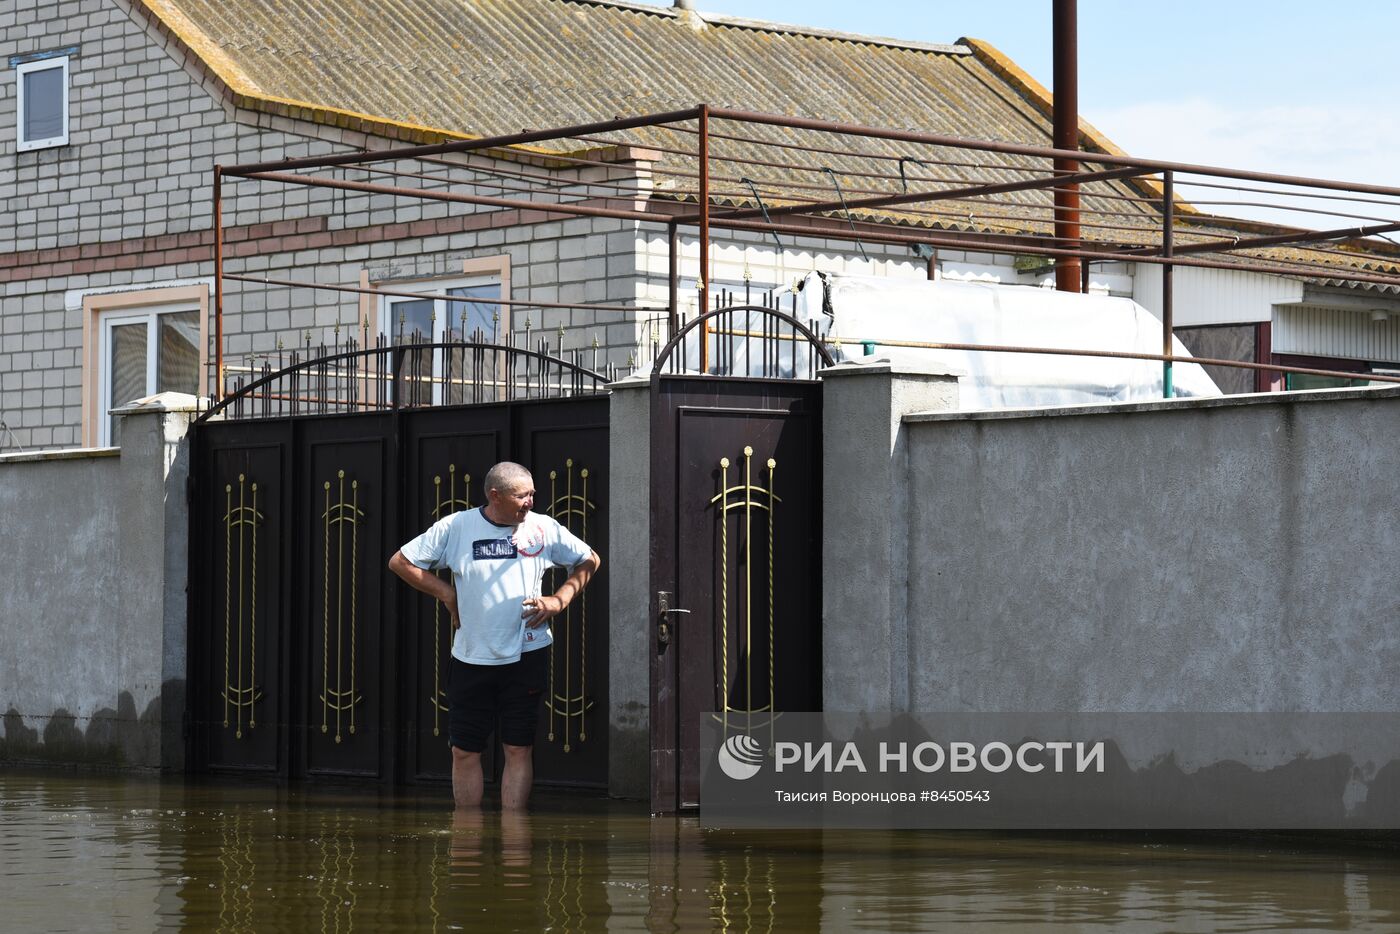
[793,272,1220,409]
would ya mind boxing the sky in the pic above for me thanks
[637,0,1400,207]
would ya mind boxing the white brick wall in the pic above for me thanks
[1,0,352,447]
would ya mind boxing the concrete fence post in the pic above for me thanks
[606,374,652,798]
[111,393,199,769]
[819,357,961,713]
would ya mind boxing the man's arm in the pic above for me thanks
[523,550,601,628]
[388,550,460,631]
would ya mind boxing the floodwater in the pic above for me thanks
[1,772,1398,932]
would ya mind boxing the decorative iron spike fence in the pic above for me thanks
[201,288,842,424]
[653,290,837,379]
[199,329,616,422]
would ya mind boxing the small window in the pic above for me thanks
[1284,372,1368,391]
[98,305,201,445]
[378,275,504,406]
[16,55,69,151]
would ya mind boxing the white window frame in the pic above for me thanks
[95,302,202,446]
[16,55,69,152]
[77,283,209,448]
[373,268,507,407]
[376,273,506,345]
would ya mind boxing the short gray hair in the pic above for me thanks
[484,461,532,495]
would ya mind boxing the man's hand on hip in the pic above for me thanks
[522,595,564,628]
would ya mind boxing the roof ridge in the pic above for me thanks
[564,0,970,54]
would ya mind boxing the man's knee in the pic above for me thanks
[452,745,482,763]
[502,743,532,760]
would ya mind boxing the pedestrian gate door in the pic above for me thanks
[648,307,830,811]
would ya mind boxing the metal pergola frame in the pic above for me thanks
[210,105,1400,397]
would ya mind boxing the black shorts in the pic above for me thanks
[447,649,548,752]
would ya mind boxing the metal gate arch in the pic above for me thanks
[648,305,832,811]
[188,341,612,789]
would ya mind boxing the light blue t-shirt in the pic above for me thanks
[400,506,592,665]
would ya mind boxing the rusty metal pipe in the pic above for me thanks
[213,165,224,401]
[225,99,1400,206]
[668,221,680,335]
[1053,0,1081,291]
[1160,219,1400,256]
[1162,171,1175,397]
[705,107,1400,199]
[240,135,1394,255]
[682,166,1144,225]
[239,170,664,222]
[223,104,1400,200]
[706,215,1400,288]
[222,273,657,315]
[223,107,703,176]
[699,103,711,373]
[849,337,1400,385]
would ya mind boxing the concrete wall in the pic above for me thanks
[0,395,192,767]
[821,383,1400,713]
[819,358,961,712]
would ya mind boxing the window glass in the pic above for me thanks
[109,322,148,446]
[158,310,200,395]
[17,57,67,150]
[22,65,64,142]
[389,298,434,343]
[446,284,502,340]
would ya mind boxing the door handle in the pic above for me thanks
[656,591,691,647]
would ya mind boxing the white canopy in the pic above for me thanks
[794,272,1220,409]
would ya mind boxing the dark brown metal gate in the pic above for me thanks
[648,307,831,811]
[188,339,611,789]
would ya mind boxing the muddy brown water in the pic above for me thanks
[1,772,1398,932]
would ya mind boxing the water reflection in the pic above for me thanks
[443,808,611,931]
[0,772,1396,932]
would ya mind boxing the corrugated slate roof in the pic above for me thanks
[140,0,1054,150]
[137,0,1161,237]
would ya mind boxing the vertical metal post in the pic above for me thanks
[698,104,711,373]
[1162,170,1175,399]
[1052,0,1081,292]
[925,248,937,281]
[391,346,402,409]
[213,165,225,400]
[667,220,679,338]
[1255,322,1277,393]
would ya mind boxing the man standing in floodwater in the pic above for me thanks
[389,461,601,809]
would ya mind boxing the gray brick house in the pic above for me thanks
[5,0,1400,450]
